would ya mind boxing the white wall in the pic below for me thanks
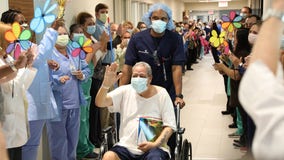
[0,0,9,15]
[63,0,114,28]
[185,0,249,11]
[137,0,184,21]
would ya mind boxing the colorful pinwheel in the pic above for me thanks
[5,22,32,59]
[209,30,226,48]
[71,36,93,59]
[221,11,242,32]
[30,0,57,33]
[223,41,230,55]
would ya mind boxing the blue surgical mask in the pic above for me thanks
[87,25,96,35]
[151,20,167,34]
[131,77,148,93]
[72,33,84,42]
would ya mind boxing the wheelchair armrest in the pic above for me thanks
[102,126,112,134]
[177,127,185,134]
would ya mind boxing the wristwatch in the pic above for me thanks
[176,94,184,99]
[263,8,284,22]
[238,62,243,68]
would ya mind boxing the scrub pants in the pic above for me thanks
[77,103,94,158]
[22,120,46,160]
[46,108,80,160]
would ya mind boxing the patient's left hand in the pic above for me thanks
[137,141,157,152]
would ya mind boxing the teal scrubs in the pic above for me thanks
[77,62,95,158]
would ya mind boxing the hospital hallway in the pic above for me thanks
[181,53,245,160]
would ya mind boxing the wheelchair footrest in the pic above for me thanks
[177,127,185,134]
[102,126,112,133]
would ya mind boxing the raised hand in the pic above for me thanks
[51,18,65,30]
[102,63,122,88]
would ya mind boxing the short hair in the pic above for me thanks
[132,62,152,76]
[122,21,133,29]
[76,12,93,25]
[95,3,108,13]
[1,9,22,24]
[248,14,261,21]
[69,24,82,34]
[243,6,252,14]
[252,21,262,28]
[136,21,146,29]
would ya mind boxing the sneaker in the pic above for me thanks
[221,110,230,115]
[228,132,241,138]
[228,123,237,128]
[233,142,245,148]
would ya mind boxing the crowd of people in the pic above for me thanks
[1,0,284,160]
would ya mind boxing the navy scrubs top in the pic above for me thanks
[125,29,186,99]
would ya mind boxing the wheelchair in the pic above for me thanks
[98,105,192,160]
[174,103,192,160]
[98,126,114,159]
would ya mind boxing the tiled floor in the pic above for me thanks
[181,54,245,160]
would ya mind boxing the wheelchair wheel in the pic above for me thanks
[99,141,108,159]
[180,139,192,160]
[178,134,183,155]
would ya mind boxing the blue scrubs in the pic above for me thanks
[125,29,186,99]
[22,28,58,160]
[46,47,90,160]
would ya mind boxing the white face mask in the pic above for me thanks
[72,33,85,42]
[240,13,247,18]
[248,33,257,45]
[124,38,130,46]
[56,35,69,46]
[131,77,148,93]
[140,28,147,31]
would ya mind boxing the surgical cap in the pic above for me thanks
[142,3,175,31]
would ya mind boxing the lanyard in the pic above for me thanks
[152,37,167,81]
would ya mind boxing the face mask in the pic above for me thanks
[125,39,130,46]
[72,33,84,42]
[151,20,167,34]
[240,13,247,18]
[141,28,147,31]
[56,35,69,46]
[87,25,96,35]
[21,23,29,29]
[176,27,181,33]
[99,13,108,24]
[131,77,148,93]
[248,33,257,45]
[127,29,133,34]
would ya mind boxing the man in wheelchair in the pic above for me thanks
[96,62,176,160]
